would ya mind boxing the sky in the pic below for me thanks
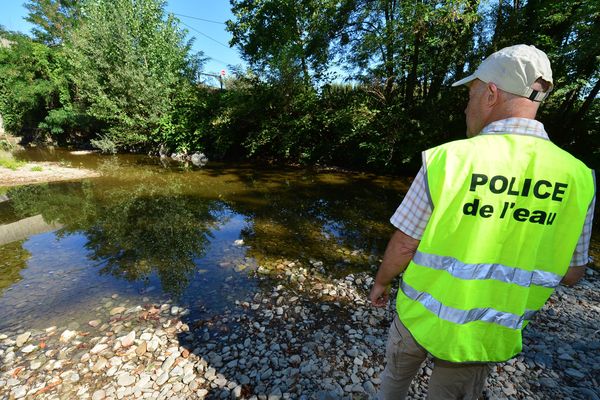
[0,0,246,84]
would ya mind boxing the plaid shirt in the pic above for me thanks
[391,118,596,266]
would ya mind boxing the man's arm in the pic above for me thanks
[369,229,420,307]
[562,191,595,287]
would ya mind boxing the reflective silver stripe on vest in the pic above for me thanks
[412,251,561,289]
[401,281,536,330]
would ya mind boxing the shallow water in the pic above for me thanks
[0,149,411,332]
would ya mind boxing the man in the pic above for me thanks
[369,44,596,399]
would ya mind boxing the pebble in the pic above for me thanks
[0,263,598,400]
[120,331,135,347]
[59,329,77,343]
[110,307,126,315]
[91,357,108,372]
[21,344,37,353]
[11,386,27,399]
[135,341,147,356]
[91,389,106,400]
[565,368,585,379]
[90,343,108,354]
[156,371,169,385]
[117,373,135,387]
[15,332,31,347]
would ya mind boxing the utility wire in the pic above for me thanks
[206,56,231,66]
[180,20,231,49]
[173,13,226,25]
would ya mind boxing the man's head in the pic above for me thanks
[453,44,553,137]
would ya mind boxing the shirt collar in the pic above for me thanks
[480,118,549,140]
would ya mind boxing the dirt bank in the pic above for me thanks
[0,162,100,187]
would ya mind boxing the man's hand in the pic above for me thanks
[368,229,420,308]
[561,265,586,286]
[369,282,390,307]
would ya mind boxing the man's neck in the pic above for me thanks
[485,104,538,126]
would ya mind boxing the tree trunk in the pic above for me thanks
[405,33,420,105]
[558,87,579,119]
[491,0,504,49]
[383,0,397,102]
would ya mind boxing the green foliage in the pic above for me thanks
[90,136,117,154]
[0,32,63,141]
[64,0,204,152]
[228,0,348,85]
[0,139,14,152]
[0,152,26,170]
[24,0,80,46]
[1,0,598,172]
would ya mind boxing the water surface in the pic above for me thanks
[0,149,411,332]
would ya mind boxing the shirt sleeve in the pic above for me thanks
[389,166,432,240]
[569,192,596,267]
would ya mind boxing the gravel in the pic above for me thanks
[1,260,598,399]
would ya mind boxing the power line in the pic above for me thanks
[173,13,226,25]
[180,20,231,49]
[206,56,230,66]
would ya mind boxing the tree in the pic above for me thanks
[227,0,350,85]
[64,0,204,152]
[0,30,65,141]
[24,0,80,46]
[341,0,479,104]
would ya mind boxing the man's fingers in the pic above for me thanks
[369,290,389,307]
[369,283,391,307]
[372,295,388,307]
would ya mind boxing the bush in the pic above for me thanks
[90,136,117,154]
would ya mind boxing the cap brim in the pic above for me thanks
[452,74,477,87]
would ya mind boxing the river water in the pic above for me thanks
[0,149,412,333]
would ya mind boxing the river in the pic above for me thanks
[0,149,411,333]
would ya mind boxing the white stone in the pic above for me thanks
[135,374,152,390]
[120,330,136,348]
[182,373,195,384]
[91,357,108,372]
[156,371,169,386]
[60,330,77,343]
[30,360,43,370]
[91,389,106,400]
[90,343,108,354]
[11,386,27,399]
[15,332,31,347]
[21,344,37,353]
[118,373,136,387]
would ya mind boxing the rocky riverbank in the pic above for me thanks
[0,161,100,187]
[0,261,598,400]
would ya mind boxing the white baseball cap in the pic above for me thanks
[452,44,553,102]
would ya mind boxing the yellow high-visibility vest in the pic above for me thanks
[396,133,595,362]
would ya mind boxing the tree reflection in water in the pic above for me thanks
[85,191,219,298]
[0,240,31,296]
[6,179,222,298]
[3,157,413,301]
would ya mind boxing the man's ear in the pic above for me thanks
[486,82,500,107]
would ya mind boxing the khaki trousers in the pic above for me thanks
[378,315,491,400]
